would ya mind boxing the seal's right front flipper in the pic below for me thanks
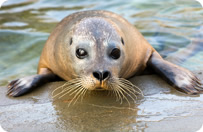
[147,52,203,95]
[7,74,58,97]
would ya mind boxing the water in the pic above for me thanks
[0,0,203,131]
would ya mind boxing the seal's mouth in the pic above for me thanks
[95,87,105,90]
[95,80,108,90]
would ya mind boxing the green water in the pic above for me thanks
[0,0,203,85]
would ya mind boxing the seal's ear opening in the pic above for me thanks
[121,37,124,45]
[70,37,73,45]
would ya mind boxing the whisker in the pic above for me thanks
[119,78,143,96]
[114,85,126,104]
[115,88,123,104]
[70,88,83,105]
[52,82,69,97]
[52,77,83,97]
[118,84,136,102]
[80,87,87,102]
[67,80,82,85]
[53,78,84,98]
[115,85,130,106]
[58,85,81,99]
[118,82,138,100]
[53,83,76,98]
[110,84,121,103]
[69,85,84,96]
[108,77,144,105]
[68,86,85,107]
[52,76,89,106]
[74,87,87,105]
[52,86,73,98]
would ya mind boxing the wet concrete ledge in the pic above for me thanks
[0,71,203,132]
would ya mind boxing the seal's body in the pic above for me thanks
[7,10,202,97]
[39,11,153,80]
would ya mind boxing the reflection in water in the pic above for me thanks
[52,89,140,131]
[0,0,203,131]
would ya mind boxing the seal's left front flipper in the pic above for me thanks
[147,52,203,95]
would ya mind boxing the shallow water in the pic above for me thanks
[0,0,203,131]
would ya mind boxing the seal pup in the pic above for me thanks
[7,10,203,97]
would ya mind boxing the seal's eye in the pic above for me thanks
[76,48,88,59]
[110,48,121,59]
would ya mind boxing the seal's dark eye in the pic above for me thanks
[76,48,88,59]
[110,48,121,59]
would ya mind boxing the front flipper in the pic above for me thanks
[147,52,203,95]
[7,74,58,97]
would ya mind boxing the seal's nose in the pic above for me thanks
[93,71,110,81]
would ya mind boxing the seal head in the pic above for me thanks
[68,17,125,90]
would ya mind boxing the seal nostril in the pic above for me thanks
[103,71,110,80]
[93,71,110,81]
[93,71,101,81]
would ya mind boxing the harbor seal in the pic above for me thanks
[7,10,203,97]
